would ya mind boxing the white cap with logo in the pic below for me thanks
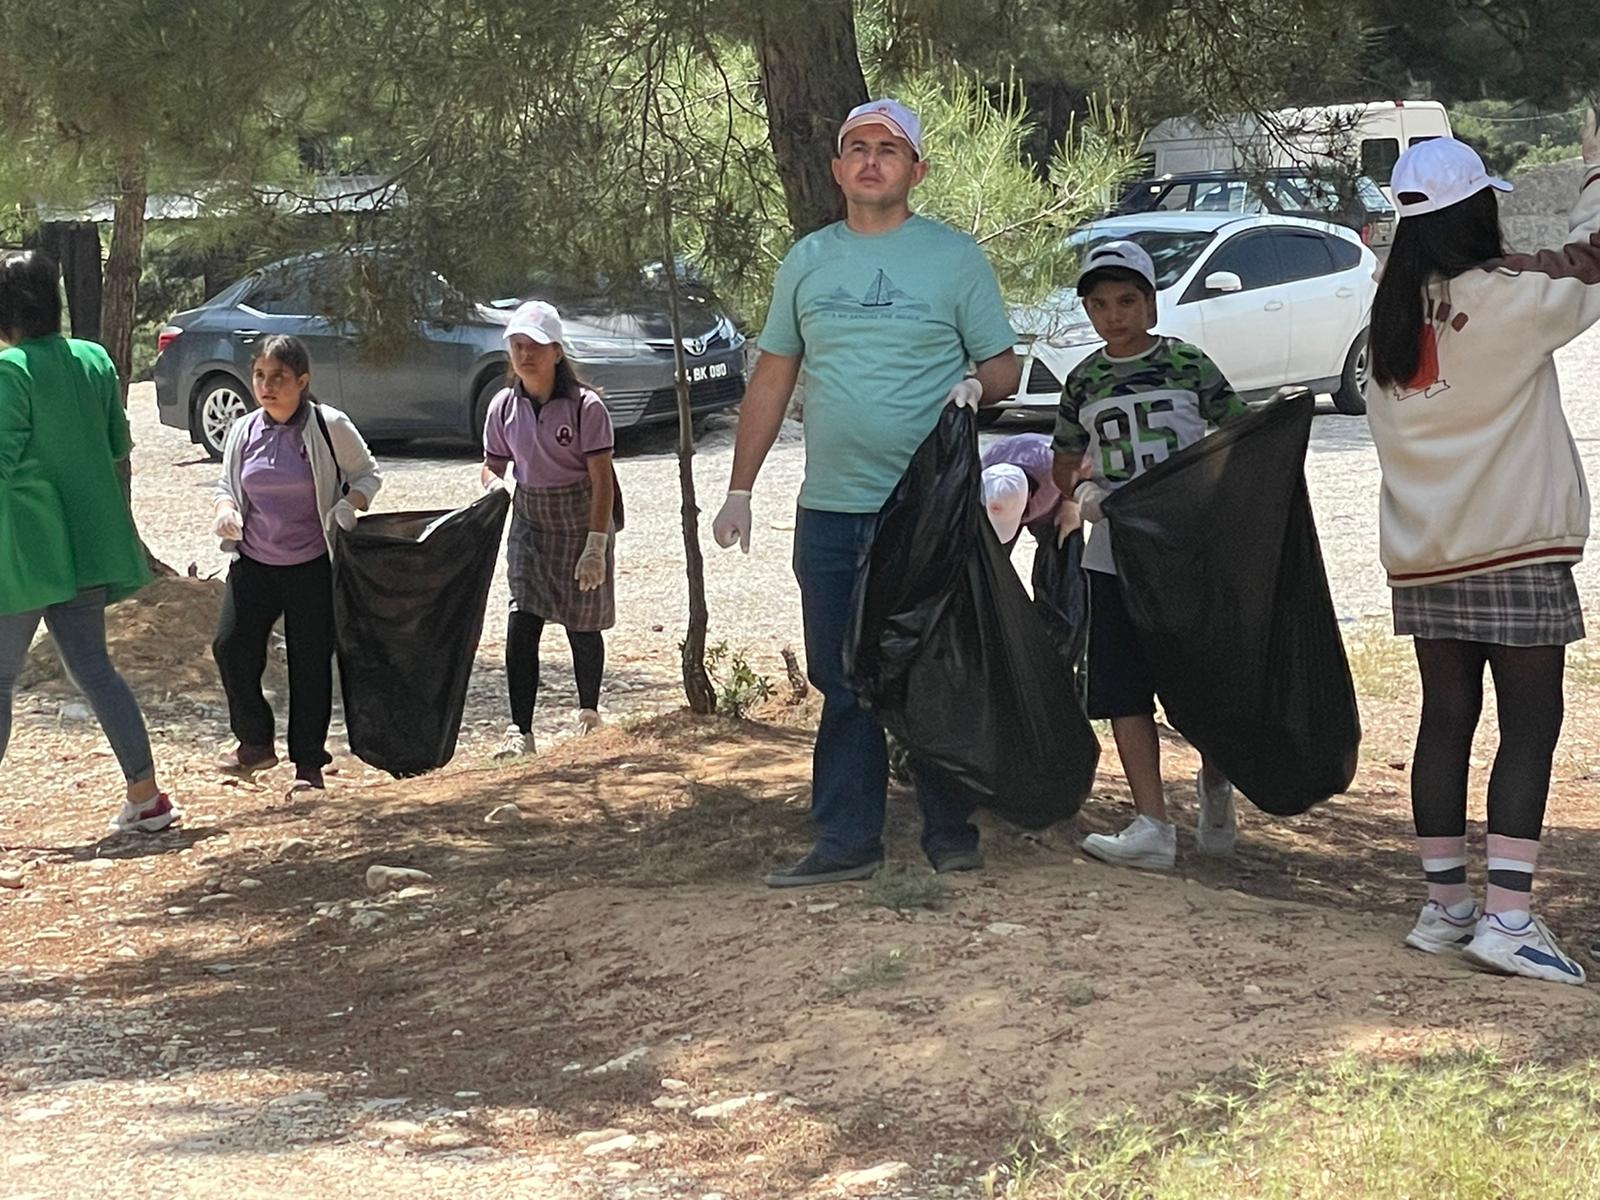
[837,98,924,160]
[981,463,1030,545]
[503,299,564,346]
[1391,137,1512,218]
[1077,240,1157,294]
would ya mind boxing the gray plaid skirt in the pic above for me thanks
[1392,562,1584,646]
[507,480,615,631]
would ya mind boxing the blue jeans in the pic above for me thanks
[0,588,155,783]
[793,507,979,863]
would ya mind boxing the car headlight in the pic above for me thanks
[565,335,643,361]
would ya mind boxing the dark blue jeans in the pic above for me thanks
[793,507,979,863]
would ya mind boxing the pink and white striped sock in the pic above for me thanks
[1485,834,1540,924]
[1417,835,1471,910]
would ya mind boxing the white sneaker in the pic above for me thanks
[1195,771,1237,856]
[108,793,179,835]
[492,725,535,760]
[1464,912,1587,985]
[1404,900,1481,955]
[1083,814,1176,871]
[577,709,603,735]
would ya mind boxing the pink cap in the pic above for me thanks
[837,99,924,160]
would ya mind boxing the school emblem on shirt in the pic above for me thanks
[555,424,575,447]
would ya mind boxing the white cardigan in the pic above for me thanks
[215,401,382,559]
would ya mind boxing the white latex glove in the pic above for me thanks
[213,503,243,541]
[1074,480,1109,524]
[331,498,358,532]
[712,489,753,553]
[574,531,609,591]
[946,377,983,411]
[1584,108,1600,167]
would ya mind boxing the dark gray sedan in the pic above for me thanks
[154,254,748,458]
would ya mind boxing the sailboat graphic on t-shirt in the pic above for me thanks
[813,268,933,316]
[862,269,893,307]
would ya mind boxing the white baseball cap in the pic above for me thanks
[837,98,924,160]
[982,464,1029,545]
[1077,240,1157,295]
[503,299,564,346]
[1391,137,1512,218]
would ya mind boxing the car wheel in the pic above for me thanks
[472,373,506,444]
[191,374,254,460]
[976,407,1005,428]
[1333,330,1369,416]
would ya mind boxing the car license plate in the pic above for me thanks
[686,362,728,384]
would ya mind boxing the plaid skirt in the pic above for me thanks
[1392,562,1584,646]
[507,481,615,631]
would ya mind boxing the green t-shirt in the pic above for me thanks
[1052,336,1246,574]
[0,335,149,614]
[760,215,1016,513]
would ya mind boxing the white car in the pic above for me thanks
[1001,212,1377,419]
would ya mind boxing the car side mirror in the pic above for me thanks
[1204,271,1243,293]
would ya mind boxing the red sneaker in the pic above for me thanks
[108,793,179,834]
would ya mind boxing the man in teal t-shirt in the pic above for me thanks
[711,98,1021,888]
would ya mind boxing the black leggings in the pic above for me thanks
[1411,639,1565,841]
[506,611,604,732]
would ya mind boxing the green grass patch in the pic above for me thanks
[1343,620,1413,701]
[826,948,913,998]
[864,863,951,912]
[991,1049,1600,1199]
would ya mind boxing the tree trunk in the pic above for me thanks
[101,155,147,396]
[659,188,717,716]
[753,0,868,238]
[1018,80,1090,181]
[100,155,175,578]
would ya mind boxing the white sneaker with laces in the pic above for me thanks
[577,708,603,734]
[1464,912,1586,985]
[492,724,535,760]
[1195,771,1237,856]
[1404,899,1481,955]
[1082,814,1177,871]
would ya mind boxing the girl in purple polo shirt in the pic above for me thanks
[211,335,382,792]
[481,301,618,758]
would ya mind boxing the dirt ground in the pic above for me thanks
[4,631,1600,1198]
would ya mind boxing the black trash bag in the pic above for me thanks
[332,488,512,777]
[1030,524,1089,669]
[1103,390,1360,816]
[846,406,1099,828]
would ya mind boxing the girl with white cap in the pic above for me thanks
[1367,115,1600,984]
[481,300,619,757]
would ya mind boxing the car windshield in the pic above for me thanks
[1067,227,1217,290]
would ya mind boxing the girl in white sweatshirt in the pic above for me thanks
[1366,123,1600,986]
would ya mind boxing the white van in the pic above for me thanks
[1141,101,1453,198]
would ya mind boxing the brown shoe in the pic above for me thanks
[216,744,278,775]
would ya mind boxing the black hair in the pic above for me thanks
[0,250,63,340]
[253,333,312,378]
[1370,187,1505,389]
[1077,265,1155,299]
[505,348,590,400]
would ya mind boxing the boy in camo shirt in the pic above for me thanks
[1050,241,1249,871]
